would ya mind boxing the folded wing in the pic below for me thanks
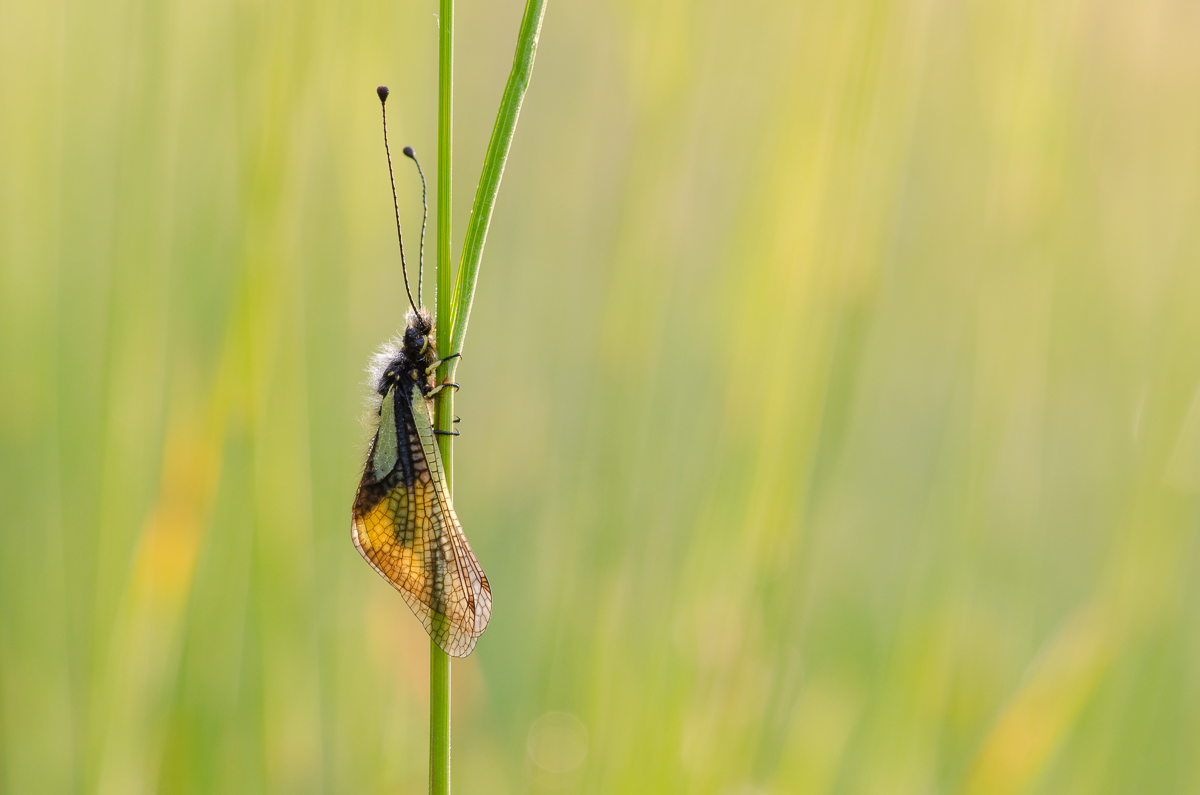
[352,381,492,657]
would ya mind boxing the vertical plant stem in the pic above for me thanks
[428,641,450,795]
[430,0,454,792]
[427,0,545,791]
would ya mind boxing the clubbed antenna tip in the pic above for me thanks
[401,146,429,305]
[378,84,418,315]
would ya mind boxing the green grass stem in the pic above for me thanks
[430,0,454,791]
[430,0,546,792]
[447,0,548,369]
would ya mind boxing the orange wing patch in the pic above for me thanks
[352,383,491,657]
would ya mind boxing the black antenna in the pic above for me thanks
[377,86,419,316]
[402,146,428,307]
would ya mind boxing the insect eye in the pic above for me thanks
[418,336,429,354]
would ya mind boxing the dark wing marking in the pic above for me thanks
[407,382,492,646]
[352,381,492,657]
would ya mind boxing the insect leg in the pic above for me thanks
[424,352,463,374]
[433,429,460,437]
[426,380,460,398]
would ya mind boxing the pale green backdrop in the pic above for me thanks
[3,0,1200,793]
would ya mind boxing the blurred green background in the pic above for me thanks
[4,0,1200,792]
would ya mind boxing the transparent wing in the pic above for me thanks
[352,382,492,657]
[407,383,492,646]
